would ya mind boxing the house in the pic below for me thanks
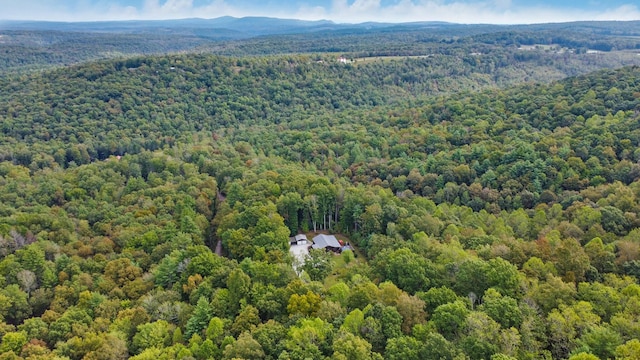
[312,234,342,252]
[290,234,308,246]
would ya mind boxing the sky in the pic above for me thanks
[1,0,639,25]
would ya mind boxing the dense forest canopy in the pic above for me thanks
[2,19,640,360]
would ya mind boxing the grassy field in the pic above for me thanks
[349,55,433,65]
[319,233,368,287]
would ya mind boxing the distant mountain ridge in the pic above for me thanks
[2,16,639,41]
[0,16,403,38]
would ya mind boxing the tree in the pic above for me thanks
[341,249,354,265]
[186,250,224,279]
[584,237,616,275]
[600,206,630,235]
[222,332,264,360]
[347,278,379,310]
[430,300,470,340]
[419,331,461,360]
[459,310,509,360]
[479,288,523,329]
[0,331,27,354]
[285,318,332,359]
[454,259,490,301]
[485,258,522,299]
[132,320,172,354]
[277,192,304,235]
[615,339,640,359]
[395,293,427,334]
[340,309,365,335]
[104,258,143,287]
[568,353,600,360]
[206,317,225,345]
[227,268,251,315]
[328,282,350,307]
[576,326,622,360]
[361,203,384,235]
[16,269,38,294]
[288,290,322,318]
[302,249,333,281]
[153,251,183,288]
[0,285,31,324]
[529,274,577,314]
[197,339,219,359]
[251,320,287,359]
[385,336,422,360]
[55,332,128,360]
[553,238,591,283]
[373,248,435,294]
[231,305,261,336]
[491,355,518,360]
[547,302,601,359]
[417,286,459,314]
[577,282,622,322]
[332,332,375,360]
[185,296,213,340]
[522,257,557,280]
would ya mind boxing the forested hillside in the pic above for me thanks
[2,19,640,75]
[2,53,640,165]
[2,43,640,359]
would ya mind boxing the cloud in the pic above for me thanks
[294,0,640,24]
[338,1,639,24]
[139,0,248,19]
[0,0,639,24]
[0,0,142,21]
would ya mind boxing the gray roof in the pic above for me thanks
[312,234,341,249]
[294,234,308,241]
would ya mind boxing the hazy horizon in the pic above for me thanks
[1,0,639,25]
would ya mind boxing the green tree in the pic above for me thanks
[385,336,422,360]
[412,327,461,360]
[547,302,601,359]
[373,248,436,294]
[340,309,365,335]
[132,320,172,354]
[231,305,261,336]
[600,206,630,235]
[0,331,27,354]
[252,320,287,360]
[529,274,577,314]
[227,268,251,315]
[615,339,640,359]
[417,286,459,314]
[277,192,304,235]
[553,238,591,283]
[328,282,350,307]
[185,296,213,339]
[430,300,470,340]
[223,332,265,360]
[568,353,600,360]
[479,288,523,329]
[331,331,375,360]
[302,249,333,281]
[288,291,322,318]
[206,317,225,344]
[576,326,622,360]
[0,285,31,324]
[284,318,332,359]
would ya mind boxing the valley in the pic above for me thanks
[0,17,640,360]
